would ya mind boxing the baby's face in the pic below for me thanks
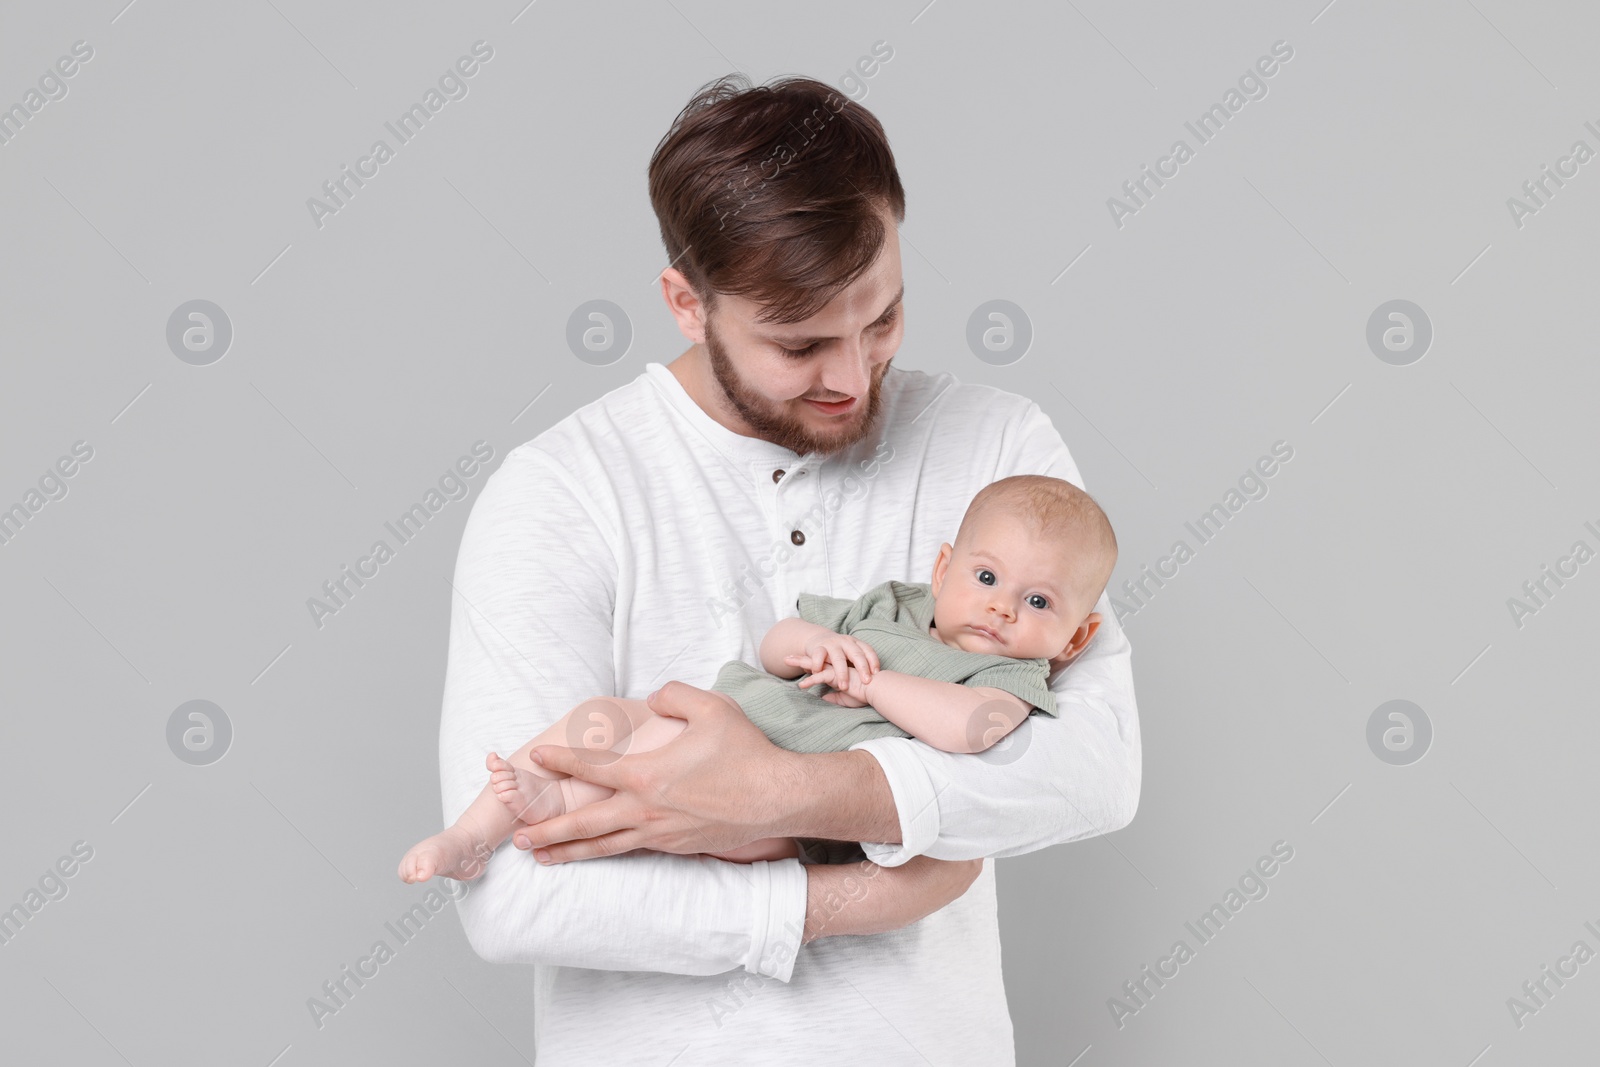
[928,512,1091,660]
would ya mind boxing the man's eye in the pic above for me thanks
[977,569,995,585]
[781,311,895,358]
[1027,594,1049,610]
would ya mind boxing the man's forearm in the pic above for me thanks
[773,747,902,844]
[803,855,984,942]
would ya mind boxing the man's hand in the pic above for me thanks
[803,856,984,943]
[514,681,802,862]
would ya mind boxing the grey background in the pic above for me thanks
[2,0,1596,1064]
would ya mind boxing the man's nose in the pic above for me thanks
[821,339,872,398]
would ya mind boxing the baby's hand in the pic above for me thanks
[786,634,879,692]
[817,666,872,708]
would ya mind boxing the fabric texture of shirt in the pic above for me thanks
[436,360,1142,1065]
[714,579,1057,754]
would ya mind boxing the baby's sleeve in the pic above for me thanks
[796,581,897,634]
[795,591,856,632]
[963,657,1058,716]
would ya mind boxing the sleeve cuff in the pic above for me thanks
[847,738,942,867]
[744,856,807,982]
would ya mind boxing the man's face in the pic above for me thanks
[698,210,904,457]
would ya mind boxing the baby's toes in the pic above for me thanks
[401,851,432,883]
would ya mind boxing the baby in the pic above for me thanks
[400,473,1117,882]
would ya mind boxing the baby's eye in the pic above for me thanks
[977,569,996,585]
[1027,594,1049,610]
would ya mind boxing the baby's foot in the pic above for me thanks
[398,823,493,884]
[488,751,567,826]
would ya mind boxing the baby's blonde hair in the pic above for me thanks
[954,475,1118,607]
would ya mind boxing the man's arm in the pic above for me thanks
[846,399,1142,867]
[439,445,810,979]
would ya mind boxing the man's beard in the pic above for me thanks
[703,312,890,457]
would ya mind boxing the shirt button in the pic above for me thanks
[790,529,805,546]
[772,468,785,483]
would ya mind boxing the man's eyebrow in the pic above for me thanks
[766,283,905,346]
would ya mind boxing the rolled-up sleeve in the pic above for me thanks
[848,399,1142,866]
[439,445,808,979]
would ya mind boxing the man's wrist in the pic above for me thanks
[770,748,902,844]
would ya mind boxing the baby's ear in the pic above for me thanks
[929,542,954,593]
[1050,612,1103,671]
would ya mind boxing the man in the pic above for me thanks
[438,74,1140,1063]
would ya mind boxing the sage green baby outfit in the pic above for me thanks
[713,579,1057,754]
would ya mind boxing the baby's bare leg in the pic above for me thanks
[492,697,671,820]
[400,695,799,881]
[397,755,518,884]
[502,696,801,864]
[398,697,659,884]
[488,697,674,855]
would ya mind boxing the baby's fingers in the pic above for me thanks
[787,652,820,672]
[842,640,874,682]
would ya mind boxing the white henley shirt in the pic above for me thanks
[437,360,1141,1064]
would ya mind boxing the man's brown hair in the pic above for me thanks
[648,74,906,325]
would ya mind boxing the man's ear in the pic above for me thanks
[660,267,707,342]
[930,542,953,595]
[1050,612,1102,671]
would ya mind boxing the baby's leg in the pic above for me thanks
[505,693,755,805]
[497,696,802,864]
[397,758,517,884]
[400,694,800,880]
[492,697,674,821]
[399,697,658,884]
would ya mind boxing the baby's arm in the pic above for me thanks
[771,616,1035,754]
[760,617,857,678]
[860,672,1033,755]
